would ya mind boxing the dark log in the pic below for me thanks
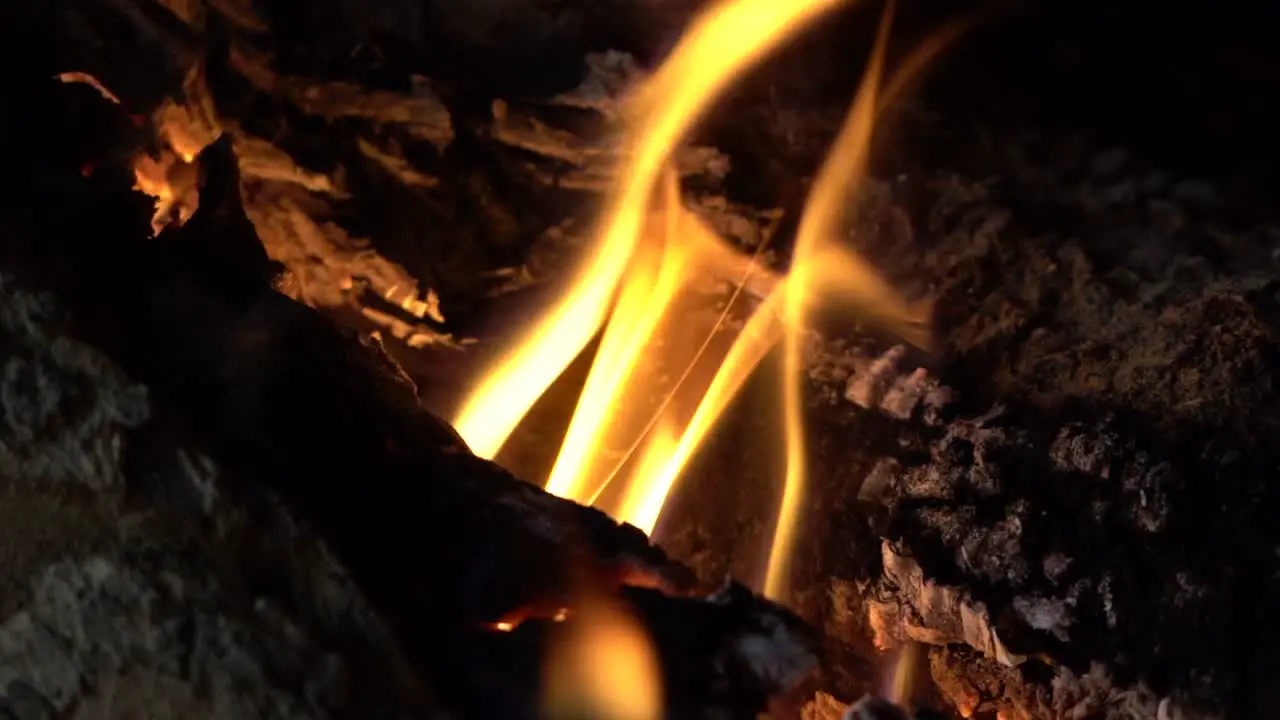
[0,69,818,718]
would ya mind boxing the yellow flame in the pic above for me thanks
[614,413,681,535]
[544,170,689,501]
[766,0,899,601]
[452,0,856,460]
[887,641,922,706]
[454,0,952,607]
[615,285,785,533]
[541,593,662,720]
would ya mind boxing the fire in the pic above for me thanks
[454,0,857,462]
[58,65,219,235]
[886,641,923,707]
[541,592,662,720]
[454,0,936,602]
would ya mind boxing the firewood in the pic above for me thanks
[0,69,819,718]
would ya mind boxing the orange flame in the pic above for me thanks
[769,0,899,601]
[886,641,923,707]
[455,0,948,601]
[453,0,857,462]
[541,592,662,720]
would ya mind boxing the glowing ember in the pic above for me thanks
[455,0,934,600]
[59,66,220,235]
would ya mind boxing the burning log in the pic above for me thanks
[10,0,1280,717]
[0,65,822,717]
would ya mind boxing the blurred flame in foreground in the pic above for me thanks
[456,0,953,603]
[541,592,662,720]
[886,641,922,707]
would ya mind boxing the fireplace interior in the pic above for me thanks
[0,0,1277,718]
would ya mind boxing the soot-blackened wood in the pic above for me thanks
[0,75,817,719]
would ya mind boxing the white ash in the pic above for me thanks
[1170,573,1209,609]
[800,343,952,422]
[1049,423,1119,476]
[1053,421,1177,534]
[956,500,1031,585]
[176,449,221,515]
[845,344,905,410]
[0,273,149,491]
[934,652,1215,720]
[1048,663,1214,720]
[896,466,962,503]
[1011,594,1073,642]
[547,50,644,119]
[1043,553,1073,584]
[868,408,1219,715]
[890,420,1017,507]
[1120,452,1175,534]
[865,542,1024,667]
[1098,576,1118,630]
[132,440,227,518]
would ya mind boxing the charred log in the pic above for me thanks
[5,0,1280,718]
[0,71,818,717]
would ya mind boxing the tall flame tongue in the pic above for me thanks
[455,0,935,597]
[770,0,898,601]
[453,0,855,462]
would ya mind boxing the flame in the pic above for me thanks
[885,641,922,707]
[543,168,690,502]
[541,592,662,720]
[133,78,220,235]
[453,0,942,600]
[768,0,897,601]
[453,0,857,460]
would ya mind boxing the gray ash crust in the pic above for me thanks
[786,127,1280,716]
[876,410,1256,703]
[648,105,1280,716]
[0,272,437,717]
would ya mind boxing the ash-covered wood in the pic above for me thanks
[654,147,1280,717]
